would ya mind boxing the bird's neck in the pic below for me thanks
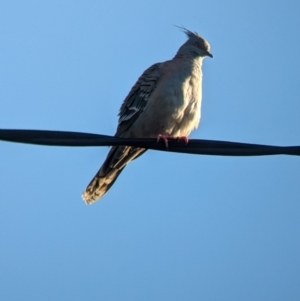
[173,53,203,68]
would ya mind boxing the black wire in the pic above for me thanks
[0,129,300,156]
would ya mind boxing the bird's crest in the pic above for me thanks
[175,25,211,53]
[175,26,201,39]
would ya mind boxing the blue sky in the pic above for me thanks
[1,1,300,300]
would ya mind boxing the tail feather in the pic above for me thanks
[82,146,145,204]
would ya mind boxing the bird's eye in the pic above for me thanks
[194,42,201,48]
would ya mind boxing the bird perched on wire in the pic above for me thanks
[82,27,212,204]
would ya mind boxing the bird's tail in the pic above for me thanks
[82,146,145,204]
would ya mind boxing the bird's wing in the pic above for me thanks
[116,63,162,136]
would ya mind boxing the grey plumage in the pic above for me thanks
[82,28,212,204]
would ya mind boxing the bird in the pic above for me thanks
[82,27,212,204]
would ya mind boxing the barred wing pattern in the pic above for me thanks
[82,63,162,203]
[116,63,161,136]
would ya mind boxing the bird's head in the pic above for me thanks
[175,26,213,59]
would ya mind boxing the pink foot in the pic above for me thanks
[157,135,189,149]
[176,136,189,144]
[157,134,170,148]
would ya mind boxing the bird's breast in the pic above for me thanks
[128,62,203,138]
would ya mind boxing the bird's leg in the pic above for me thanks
[157,134,170,148]
[176,136,189,144]
[157,135,189,148]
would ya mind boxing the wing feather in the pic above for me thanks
[116,63,161,136]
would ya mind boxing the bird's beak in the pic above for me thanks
[206,51,213,58]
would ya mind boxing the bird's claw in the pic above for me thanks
[177,136,189,144]
[157,135,189,149]
[157,134,170,148]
